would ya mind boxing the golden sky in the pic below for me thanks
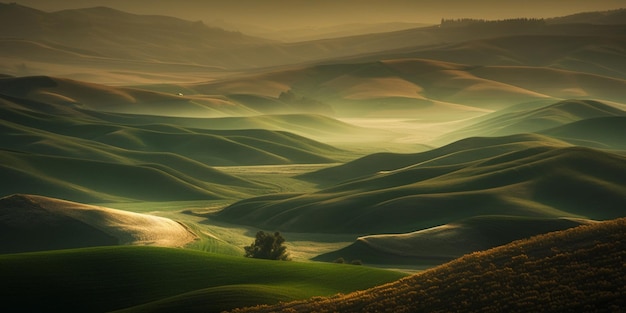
[15,0,626,28]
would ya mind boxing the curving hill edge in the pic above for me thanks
[230,217,626,313]
[0,194,197,253]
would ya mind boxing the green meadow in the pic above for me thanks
[1,4,626,312]
[0,246,407,312]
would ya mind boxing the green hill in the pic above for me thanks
[186,54,626,119]
[0,194,197,254]
[0,88,358,201]
[0,96,347,166]
[229,217,626,313]
[0,149,239,202]
[215,135,626,234]
[435,99,626,145]
[298,133,568,185]
[0,76,233,117]
[539,116,626,150]
[188,58,550,117]
[0,246,406,313]
[343,31,626,80]
[151,114,394,144]
[314,216,595,267]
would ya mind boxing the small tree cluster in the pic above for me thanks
[244,231,290,261]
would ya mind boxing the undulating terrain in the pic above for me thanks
[1,2,625,312]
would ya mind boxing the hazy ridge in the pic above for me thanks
[1,4,625,312]
[3,4,626,83]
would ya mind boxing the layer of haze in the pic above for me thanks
[16,0,626,30]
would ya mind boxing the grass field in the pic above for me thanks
[0,246,407,313]
[228,218,626,313]
[2,7,626,312]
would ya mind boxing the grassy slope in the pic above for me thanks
[215,135,626,234]
[142,114,393,143]
[539,116,626,150]
[187,54,626,119]
[298,133,568,185]
[230,217,626,313]
[313,216,594,266]
[345,33,626,80]
[0,148,249,202]
[0,76,236,116]
[0,99,346,166]
[0,90,357,201]
[188,58,548,117]
[435,99,626,145]
[0,246,406,313]
[0,194,197,254]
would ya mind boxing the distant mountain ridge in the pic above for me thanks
[547,8,626,25]
[2,3,626,83]
[0,3,268,47]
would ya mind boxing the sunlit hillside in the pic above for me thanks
[230,217,626,313]
[0,194,197,253]
[1,3,625,312]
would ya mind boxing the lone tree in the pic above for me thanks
[244,231,290,261]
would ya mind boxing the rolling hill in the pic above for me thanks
[313,216,595,267]
[539,116,626,150]
[0,194,197,254]
[298,133,568,185]
[0,105,271,202]
[0,245,406,313]
[434,99,626,145]
[186,58,539,117]
[0,3,272,82]
[214,134,626,234]
[0,79,359,202]
[0,75,256,117]
[3,4,626,84]
[349,34,626,81]
[0,75,393,144]
[0,96,347,165]
[229,217,626,313]
[185,58,626,119]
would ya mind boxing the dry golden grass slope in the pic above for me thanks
[230,217,626,313]
[0,194,197,253]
